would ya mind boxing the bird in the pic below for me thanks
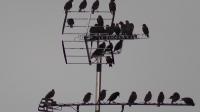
[119,21,126,35]
[105,25,114,35]
[142,24,149,37]
[79,0,87,12]
[107,92,120,103]
[128,91,137,107]
[91,42,106,58]
[129,23,134,35]
[114,40,123,53]
[125,20,130,35]
[64,0,73,13]
[181,97,195,106]
[106,56,113,67]
[169,92,180,104]
[109,0,116,15]
[97,15,104,27]
[105,42,113,53]
[45,89,55,99]
[144,91,152,104]
[67,18,74,28]
[83,92,92,104]
[114,23,120,35]
[91,0,99,14]
[99,89,107,102]
[157,91,165,107]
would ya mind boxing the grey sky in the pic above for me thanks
[0,0,200,112]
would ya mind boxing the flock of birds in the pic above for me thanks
[45,89,195,106]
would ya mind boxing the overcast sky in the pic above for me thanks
[0,0,200,112]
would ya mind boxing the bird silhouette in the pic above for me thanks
[45,89,55,99]
[142,24,149,37]
[109,0,116,15]
[169,92,180,104]
[79,0,87,12]
[97,15,104,27]
[114,40,123,53]
[157,91,164,107]
[129,23,134,35]
[64,0,73,13]
[91,42,106,58]
[83,92,92,104]
[128,91,137,107]
[67,18,74,28]
[114,23,120,35]
[144,91,152,104]
[105,42,113,53]
[105,25,114,35]
[91,0,99,14]
[119,21,126,35]
[107,92,120,103]
[125,20,130,35]
[106,56,113,67]
[181,97,195,106]
[99,89,107,102]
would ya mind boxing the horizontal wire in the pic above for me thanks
[73,18,112,20]
[67,11,110,13]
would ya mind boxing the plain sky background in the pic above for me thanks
[0,0,200,112]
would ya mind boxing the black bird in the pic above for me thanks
[97,15,104,27]
[99,89,107,102]
[79,0,87,12]
[181,97,195,106]
[83,92,92,104]
[144,91,152,104]
[128,91,137,107]
[67,18,74,28]
[99,42,106,49]
[142,24,149,37]
[109,0,116,15]
[105,42,113,53]
[107,92,120,103]
[91,42,106,58]
[91,0,99,14]
[129,23,134,35]
[64,0,73,13]
[114,40,123,53]
[125,20,130,35]
[119,21,126,35]
[106,56,113,67]
[157,91,164,107]
[45,89,55,99]
[105,25,114,35]
[114,23,120,35]
[169,92,180,104]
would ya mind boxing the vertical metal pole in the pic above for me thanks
[95,40,102,112]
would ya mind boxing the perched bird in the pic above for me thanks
[105,25,114,35]
[97,15,104,27]
[83,92,92,104]
[109,0,116,15]
[144,91,152,104]
[114,40,123,53]
[142,24,149,37]
[67,18,74,28]
[169,92,180,104]
[79,0,87,12]
[91,0,99,14]
[128,91,137,107]
[181,97,195,106]
[119,21,126,35]
[98,42,106,49]
[106,56,113,67]
[99,89,107,102]
[91,42,106,58]
[64,0,73,13]
[125,20,130,35]
[114,23,120,35]
[105,42,113,53]
[107,92,120,103]
[45,89,55,99]
[157,91,165,107]
[129,23,134,35]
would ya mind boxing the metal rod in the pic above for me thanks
[65,25,112,28]
[84,36,92,65]
[63,40,85,42]
[66,55,88,57]
[68,11,110,13]
[62,13,68,34]
[62,40,68,64]
[73,18,112,20]
[66,63,109,64]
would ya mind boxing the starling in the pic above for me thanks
[64,0,73,12]
[181,97,195,106]
[105,42,113,53]
[45,89,55,99]
[105,25,114,35]
[97,15,104,27]
[83,92,92,104]
[142,24,149,37]
[107,92,120,103]
[67,18,74,28]
[114,40,123,53]
[99,89,107,102]
[129,23,134,35]
[114,23,120,35]
[91,0,99,14]
[169,92,180,104]
[79,0,87,12]
[128,91,137,107]
[109,0,116,15]
[119,21,126,35]
[91,42,106,58]
[125,20,130,35]
[144,91,152,104]
[106,56,113,67]
[157,91,164,107]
